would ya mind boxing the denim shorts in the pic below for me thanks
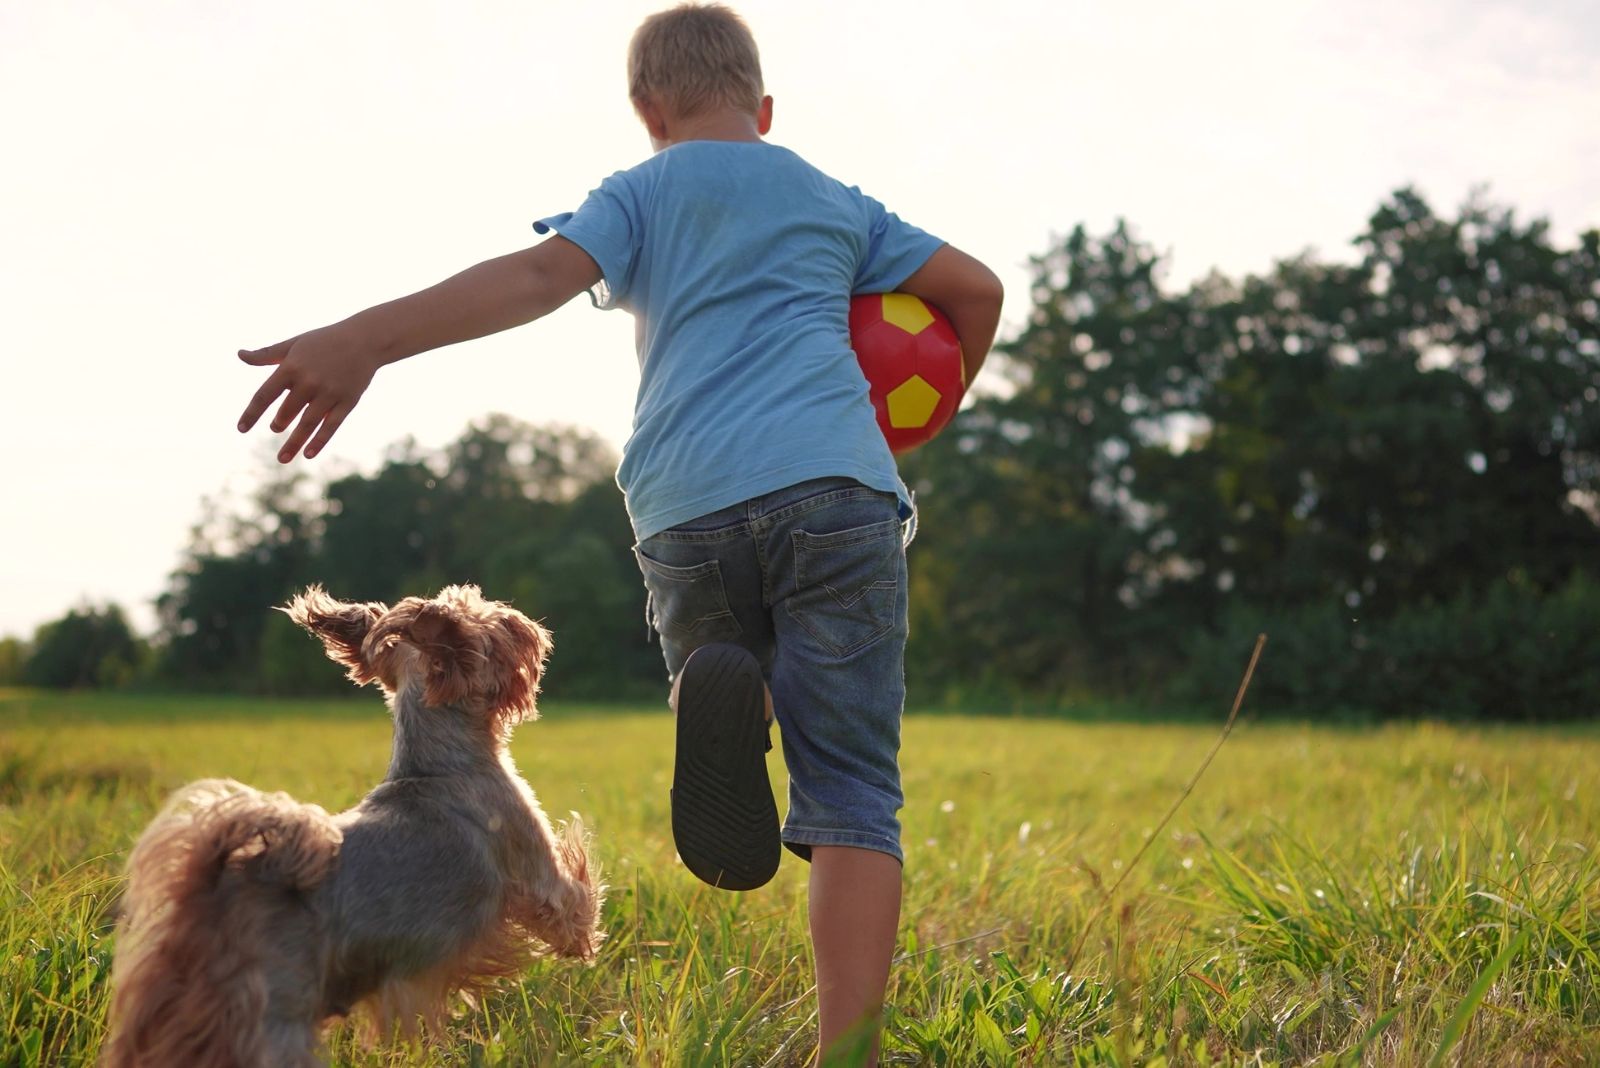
[634,477,910,863]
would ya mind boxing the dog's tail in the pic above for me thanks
[103,779,342,1068]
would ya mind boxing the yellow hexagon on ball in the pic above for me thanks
[848,293,965,454]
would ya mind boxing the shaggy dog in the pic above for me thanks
[103,585,603,1067]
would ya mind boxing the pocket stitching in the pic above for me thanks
[791,518,900,552]
[820,578,899,611]
[636,551,742,640]
[788,527,900,656]
[636,550,722,581]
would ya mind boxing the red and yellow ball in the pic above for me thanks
[849,293,964,454]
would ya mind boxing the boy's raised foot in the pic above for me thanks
[670,643,780,891]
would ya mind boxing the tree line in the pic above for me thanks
[11,189,1598,718]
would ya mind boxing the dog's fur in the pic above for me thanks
[103,585,604,1068]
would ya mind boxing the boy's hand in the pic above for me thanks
[235,237,602,463]
[237,324,380,463]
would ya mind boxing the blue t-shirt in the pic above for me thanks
[533,140,943,540]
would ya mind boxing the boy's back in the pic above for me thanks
[535,140,941,540]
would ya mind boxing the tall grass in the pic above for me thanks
[2,691,1597,1065]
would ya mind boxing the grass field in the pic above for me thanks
[3,689,1597,1066]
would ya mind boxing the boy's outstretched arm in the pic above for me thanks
[237,236,601,463]
[896,244,1004,389]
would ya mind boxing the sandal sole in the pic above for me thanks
[671,644,780,891]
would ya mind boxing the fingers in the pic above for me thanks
[236,327,366,461]
[270,388,310,434]
[235,338,299,433]
[279,402,354,463]
[238,366,290,433]
[304,404,353,460]
[279,401,329,463]
[238,338,294,366]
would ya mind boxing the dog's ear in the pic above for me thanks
[484,610,553,727]
[282,586,387,685]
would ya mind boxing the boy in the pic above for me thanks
[236,4,1002,1062]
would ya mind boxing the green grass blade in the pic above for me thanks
[1343,1004,1402,1064]
[1427,928,1530,1068]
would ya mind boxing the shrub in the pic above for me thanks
[1173,573,1600,720]
[21,605,146,690]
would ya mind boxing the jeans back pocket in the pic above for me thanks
[635,550,743,644]
[787,517,903,657]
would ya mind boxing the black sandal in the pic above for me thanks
[671,643,781,891]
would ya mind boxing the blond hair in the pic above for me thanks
[629,4,764,118]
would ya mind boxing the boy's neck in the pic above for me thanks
[654,110,763,150]
[640,94,774,152]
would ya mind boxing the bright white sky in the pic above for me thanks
[2,0,1596,639]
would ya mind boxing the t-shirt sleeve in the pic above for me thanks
[852,191,945,295]
[533,170,645,310]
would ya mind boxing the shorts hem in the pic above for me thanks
[781,826,903,864]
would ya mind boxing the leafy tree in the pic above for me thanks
[156,416,661,697]
[22,604,146,689]
[0,637,25,686]
[905,188,1599,714]
[903,220,1200,693]
[156,470,319,686]
[317,454,442,604]
[1151,190,1600,627]
[481,480,664,699]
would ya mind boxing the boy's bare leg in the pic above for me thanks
[809,845,902,1066]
